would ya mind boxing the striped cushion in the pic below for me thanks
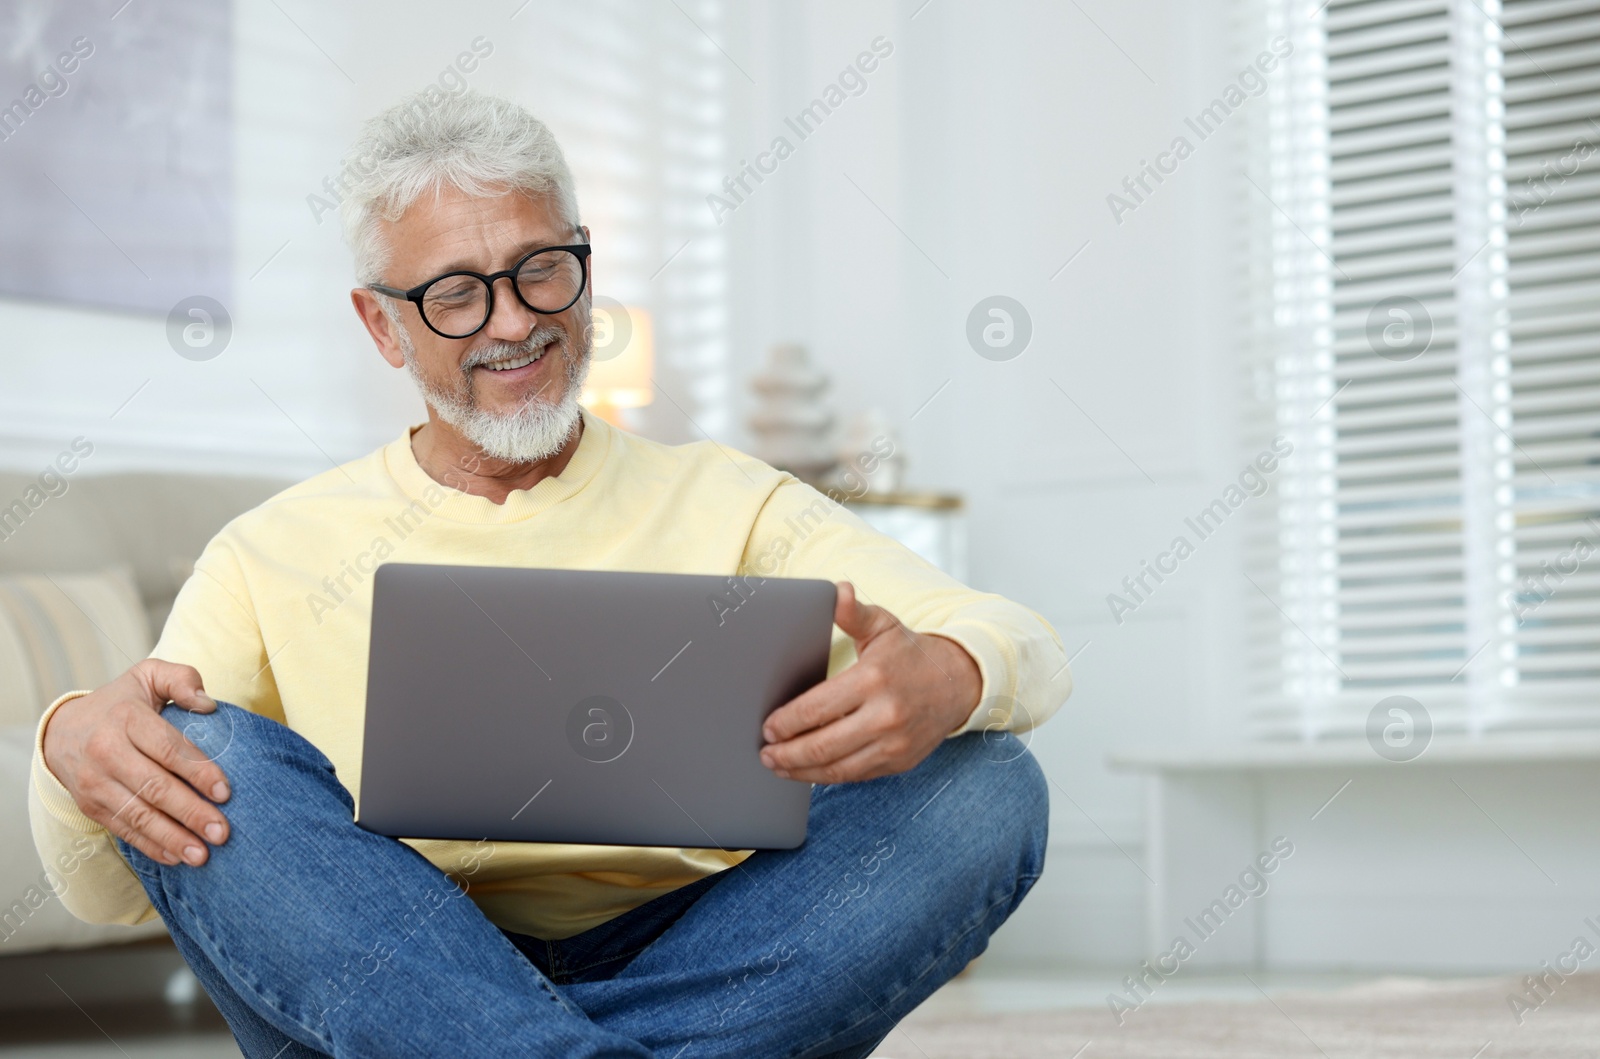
[0,568,151,728]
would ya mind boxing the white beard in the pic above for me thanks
[397,319,592,464]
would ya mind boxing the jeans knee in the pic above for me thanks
[122,705,354,895]
[921,732,1049,886]
[997,737,1049,865]
[1011,746,1050,884]
[159,701,248,766]
[159,701,348,815]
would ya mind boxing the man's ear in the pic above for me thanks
[351,289,408,370]
[580,225,593,299]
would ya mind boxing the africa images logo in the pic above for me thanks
[566,696,633,764]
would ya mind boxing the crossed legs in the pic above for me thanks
[117,703,1047,1058]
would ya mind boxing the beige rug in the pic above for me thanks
[872,972,1598,1058]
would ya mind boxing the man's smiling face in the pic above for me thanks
[357,183,593,463]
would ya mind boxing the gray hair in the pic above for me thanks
[338,90,581,287]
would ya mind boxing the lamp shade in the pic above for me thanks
[581,303,654,424]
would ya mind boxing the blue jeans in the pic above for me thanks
[116,702,1047,1058]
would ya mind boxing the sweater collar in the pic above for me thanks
[383,407,612,524]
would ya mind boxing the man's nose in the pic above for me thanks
[483,276,538,341]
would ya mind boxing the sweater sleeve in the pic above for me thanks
[741,478,1072,736]
[27,533,280,926]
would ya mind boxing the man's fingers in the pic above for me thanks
[763,675,860,743]
[129,713,232,819]
[761,707,878,775]
[100,809,181,867]
[834,581,860,629]
[88,774,211,867]
[154,708,235,787]
[832,581,893,645]
[108,766,216,864]
[138,659,215,713]
[782,740,895,785]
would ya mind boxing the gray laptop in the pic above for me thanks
[356,563,835,850]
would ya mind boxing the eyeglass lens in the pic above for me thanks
[420,249,584,337]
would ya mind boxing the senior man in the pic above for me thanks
[31,91,1069,1059]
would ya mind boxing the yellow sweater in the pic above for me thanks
[29,411,1071,939]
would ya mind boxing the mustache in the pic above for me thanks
[459,327,567,373]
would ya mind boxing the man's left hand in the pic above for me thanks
[759,582,982,784]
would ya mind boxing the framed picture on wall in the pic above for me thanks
[0,0,232,315]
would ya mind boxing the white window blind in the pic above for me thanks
[1503,0,1600,718]
[1242,0,1600,737]
[527,0,730,437]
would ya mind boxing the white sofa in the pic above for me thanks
[0,468,291,956]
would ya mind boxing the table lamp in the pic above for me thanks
[581,303,654,427]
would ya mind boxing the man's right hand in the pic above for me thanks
[40,660,231,867]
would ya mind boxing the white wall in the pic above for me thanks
[718,0,1250,969]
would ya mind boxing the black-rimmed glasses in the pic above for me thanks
[369,243,592,339]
